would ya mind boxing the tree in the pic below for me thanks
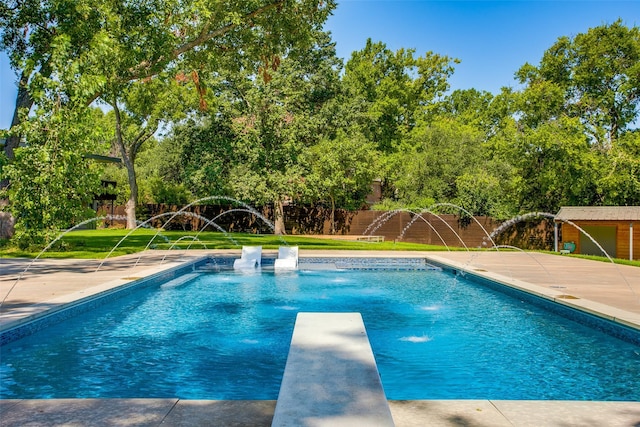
[3,103,106,248]
[516,20,640,147]
[392,117,484,208]
[1,0,337,232]
[510,116,597,213]
[0,18,112,244]
[106,74,195,228]
[435,88,503,137]
[163,117,235,199]
[342,39,458,152]
[509,21,640,212]
[0,0,105,177]
[228,30,343,234]
[596,131,640,205]
[305,131,378,234]
[342,39,458,197]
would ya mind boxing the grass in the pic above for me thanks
[0,229,453,259]
[564,253,640,267]
[1,229,638,267]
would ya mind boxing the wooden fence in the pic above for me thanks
[97,204,555,250]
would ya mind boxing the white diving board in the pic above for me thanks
[272,312,395,427]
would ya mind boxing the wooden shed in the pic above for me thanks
[555,206,640,260]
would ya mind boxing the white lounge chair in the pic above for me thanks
[274,246,298,270]
[233,246,262,270]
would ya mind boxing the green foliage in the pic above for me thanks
[517,19,640,145]
[228,30,343,207]
[434,89,495,132]
[3,9,639,237]
[147,178,192,206]
[305,131,378,210]
[0,148,8,181]
[453,171,511,220]
[343,39,458,154]
[511,116,598,212]
[168,118,235,198]
[503,20,640,212]
[2,0,338,230]
[596,131,640,204]
[4,104,103,249]
[393,117,484,205]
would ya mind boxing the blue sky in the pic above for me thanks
[1,0,639,130]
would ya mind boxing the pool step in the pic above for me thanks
[272,312,394,427]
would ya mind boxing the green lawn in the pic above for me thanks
[2,229,638,267]
[0,229,452,259]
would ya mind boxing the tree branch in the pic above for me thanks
[112,102,128,162]
[133,126,156,154]
[128,1,283,80]
[86,1,283,107]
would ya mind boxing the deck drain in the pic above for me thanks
[474,269,488,272]
[122,277,143,281]
[556,294,579,300]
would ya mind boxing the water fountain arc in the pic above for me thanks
[362,210,403,236]
[135,196,275,258]
[491,244,555,282]
[160,236,209,264]
[97,211,232,272]
[428,202,498,250]
[489,212,638,303]
[397,209,469,250]
[0,214,154,306]
[488,212,556,242]
[396,210,451,250]
[184,208,280,252]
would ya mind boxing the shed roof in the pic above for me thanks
[555,206,640,221]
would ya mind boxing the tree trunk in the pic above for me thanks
[124,159,138,229]
[273,199,286,235]
[112,103,138,229]
[330,195,336,235]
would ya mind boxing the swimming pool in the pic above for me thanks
[1,265,639,400]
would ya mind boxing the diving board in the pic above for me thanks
[272,312,394,427]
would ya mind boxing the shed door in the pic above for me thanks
[580,226,617,258]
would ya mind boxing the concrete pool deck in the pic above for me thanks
[1,250,639,426]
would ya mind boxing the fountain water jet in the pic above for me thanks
[490,212,619,263]
[137,196,276,258]
[0,214,160,306]
[99,211,236,272]
[396,209,469,250]
[488,212,556,242]
[362,210,404,236]
[489,212,638,303]
[184,208,282,252]
[133,210,241,267]
[491,244,555,282]
[429,202,498,250]
[160,236,209,264]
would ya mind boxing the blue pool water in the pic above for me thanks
[1,268,639,400]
